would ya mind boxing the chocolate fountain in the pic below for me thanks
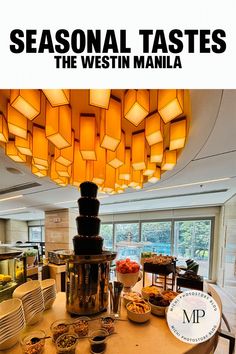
[65,181,116,316]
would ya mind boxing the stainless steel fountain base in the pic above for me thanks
[65,251,116,316]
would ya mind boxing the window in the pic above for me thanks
[141,221,171,254]
[100,217,214,279]
[174,220,212,278]
[114,223,140,261]
[114,223,139,244]
[28,226,45,242]
[100,224,113,250]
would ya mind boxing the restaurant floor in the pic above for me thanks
[213,285,236,354]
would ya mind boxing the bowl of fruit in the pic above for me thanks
[148,294,170,316]
[116,259,141,291]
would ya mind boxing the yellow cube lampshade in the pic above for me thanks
[32,126,49,169]
[148,167,161,183]
[158,89,184,123]
[92,138,106,185]
[107,131,125,169]
[80,115,96,160]
[55,131,74,166]
[72,141,86,187]
[150,141,163,163]
[43,89,70,107]
[103,164,116,193]
[132,131,146,171]
[55,161,72,178]
[129,169,143,188]
[124,89,149,126]
[86,161,94,182]
[100,98,121,151]
[46,102,72,149]
[31,165,47,177]
[15,132,32,156]
[119,148,131,181]
[7,104,27,139]
[115,170,128,190]
[10,89,40,120]
[161,150,177,171]
[0,114,8,143]
[5,141,26,162]
[143,159,156,176]
[89,89,111,109]
[169,119,186,151]
[57,177,68,187]
[145,112,163,146]
[116,187,124,194]
[50,157,64,184]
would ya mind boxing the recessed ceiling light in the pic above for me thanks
[146,177,231,192]
[6,167,24,175]
[0,207,26,214]
[54,200,77,205]
[0,195,23,202]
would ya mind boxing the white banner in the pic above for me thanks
[0,0,235,88]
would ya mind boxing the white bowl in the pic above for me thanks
[0,335,20,351]
[41,279,56,290]
[141,286,161,300]
[117,271,140,289]
[123,292,142,306]
[126,301,151,323]
[44,297,56,310]
[13,280,41,298]
[148,301,168,316]
[27,311,44,325]
[0,298,23,318]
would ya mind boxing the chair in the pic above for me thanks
[206,283,235,354]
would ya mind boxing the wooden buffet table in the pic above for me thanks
[6,292,218,354]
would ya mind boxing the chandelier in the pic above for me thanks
[0,89,189,194]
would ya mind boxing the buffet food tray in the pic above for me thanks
[143,262,176,275]
[177,276,204,290]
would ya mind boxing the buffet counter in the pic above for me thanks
[7,292,218,354]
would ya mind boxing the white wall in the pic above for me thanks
[217,194,236,300]
[5,219,28,243]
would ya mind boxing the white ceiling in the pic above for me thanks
[0,89,236,220]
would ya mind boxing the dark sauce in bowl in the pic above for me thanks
[91,336,106,353]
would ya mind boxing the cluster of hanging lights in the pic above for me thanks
[0,89,188,194]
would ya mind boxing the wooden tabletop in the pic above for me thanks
[5,292,218,354]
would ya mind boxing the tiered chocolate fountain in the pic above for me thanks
[66,182,116,316]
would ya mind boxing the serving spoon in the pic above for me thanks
[30,336,51,344]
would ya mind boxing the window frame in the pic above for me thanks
[100,216,215,279]
[28,225,45,243]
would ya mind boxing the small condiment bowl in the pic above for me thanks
[89,329,109,354]
[20,329,46,354]
[55,333,78,354]
[50,319,71,342]
[72,316,90,337]
[100,316,115,334]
